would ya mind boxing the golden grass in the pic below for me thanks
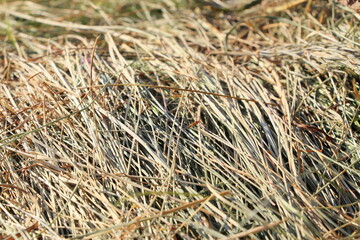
[0,0,359,239]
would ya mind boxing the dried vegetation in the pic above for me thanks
[0,0,359,239]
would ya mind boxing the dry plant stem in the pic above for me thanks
[226,218,289,240]
[75,191,231,239]
[79,83,279,106]
[265,0,309,13]
[89,35,101,99]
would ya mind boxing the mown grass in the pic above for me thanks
[0,0,359,239]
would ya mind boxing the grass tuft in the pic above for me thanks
[0,0,359,239]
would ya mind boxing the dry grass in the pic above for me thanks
[0,0,359,239]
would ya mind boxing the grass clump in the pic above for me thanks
[0,0,359,239]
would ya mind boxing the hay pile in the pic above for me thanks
[0,1,359,239]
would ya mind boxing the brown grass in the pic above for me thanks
[0,0,359,239]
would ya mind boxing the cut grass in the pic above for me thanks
[0,0,359,239]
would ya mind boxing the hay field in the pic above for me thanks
[0,0,359,239]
